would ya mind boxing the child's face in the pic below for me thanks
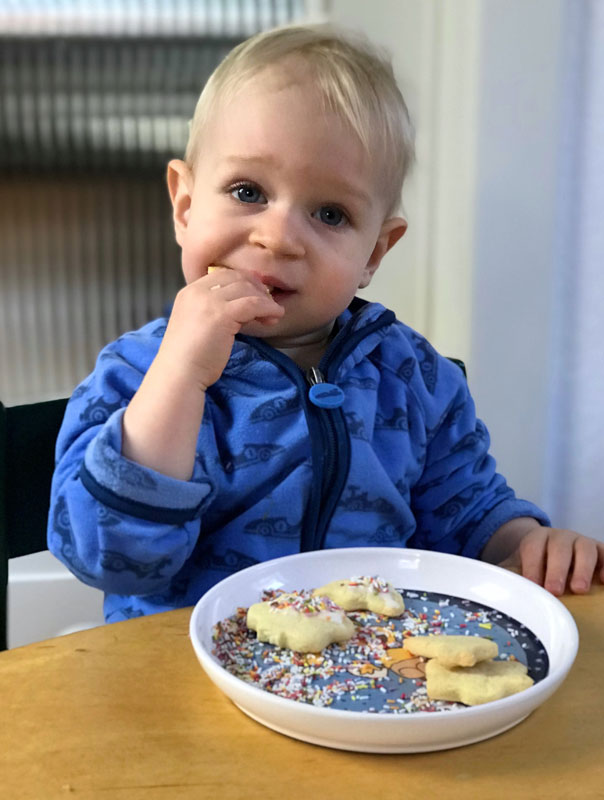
[169,65,406,346]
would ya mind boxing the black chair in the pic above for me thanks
[448,357,467,378]
[0,398,68,651]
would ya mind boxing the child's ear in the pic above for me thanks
[359,216,407,288]
[167,159,194,246]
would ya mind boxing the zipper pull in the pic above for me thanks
[306,367,345,409]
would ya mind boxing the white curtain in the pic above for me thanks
[548,0,604,540]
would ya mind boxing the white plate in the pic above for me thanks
[189,547,578,753]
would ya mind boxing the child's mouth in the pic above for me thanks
[269,287,295,303]
[208,266,293,301]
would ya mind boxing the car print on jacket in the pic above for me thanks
[396,356,415,383]
[344,411,368,439]
[50,496,95,581]
[195,547,258,573]
[339,485,395,514]
[341,375,378,391]
[450,420,488,455]
[369,522,409,544]
[244,516,300,538]
[250,395,301,422]
[79,395,124,425]
[100,550,172,579]
[433,483,486,520]
[411,334,438,394]
[375,407,409,431]
[220,443,285,473]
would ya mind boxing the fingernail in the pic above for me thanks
[572,580,588,593]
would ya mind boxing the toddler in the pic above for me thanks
[48,24,603,621]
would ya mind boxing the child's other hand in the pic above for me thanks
[159,267,284,391]
[496,524,604,596]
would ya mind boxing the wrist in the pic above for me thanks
[150,352,209,397]
[481,517,542,564]
[122,358,207,481]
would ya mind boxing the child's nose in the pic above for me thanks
[248,208,305,258]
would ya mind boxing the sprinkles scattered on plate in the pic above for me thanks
[211,589,548,714]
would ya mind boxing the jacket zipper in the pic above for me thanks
[299,365,348,550]
[238,303,395,552]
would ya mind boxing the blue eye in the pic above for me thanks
[316,206,347,227]
[232,184,264,203]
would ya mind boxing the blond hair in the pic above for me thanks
[184,24,415,217]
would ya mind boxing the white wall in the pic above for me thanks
[328,0,480,362]
[469,0,569,510]
[548,0,604,539]
[328,0,602,535]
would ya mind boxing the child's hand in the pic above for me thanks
[489,521,604,595]
[122,267,284,479]
[159,267,284,391]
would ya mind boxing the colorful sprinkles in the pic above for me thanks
[211,588,549,714]
[345,576,393,594]
[266,590,343,615]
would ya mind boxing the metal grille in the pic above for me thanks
[0,35,239,172]
[0,0,309,404]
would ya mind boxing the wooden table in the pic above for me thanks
[2,588,603,800]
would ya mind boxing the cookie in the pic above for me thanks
[405,634,498,667]
[246,591,355,653]
[425,658,534,705]
[208,264,273,295]
[313,576,405,617]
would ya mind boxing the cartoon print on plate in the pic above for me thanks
[212,589,548,714]
[380,647,426,680]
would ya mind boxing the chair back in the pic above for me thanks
[0,398,68,650]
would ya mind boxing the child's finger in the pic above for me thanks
[517,528,548,586]
[568,537,599,594]
[205,272,281,311]
[542,532,574,595]
[226,295,285,326]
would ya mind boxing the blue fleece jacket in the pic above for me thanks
[48,299,549,621]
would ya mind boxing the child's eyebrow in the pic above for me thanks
[225,154,373,211]
[223,155,372,206]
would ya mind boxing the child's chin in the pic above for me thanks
[239,318,285,338]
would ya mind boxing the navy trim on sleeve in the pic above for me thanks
[79,462,203,524]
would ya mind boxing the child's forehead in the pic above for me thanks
[209,80,366,170]
[225,58,320,111]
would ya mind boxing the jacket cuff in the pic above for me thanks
[462,498,551,559]
[81,408,212,523]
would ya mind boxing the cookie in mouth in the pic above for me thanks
[207,264,274,295]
